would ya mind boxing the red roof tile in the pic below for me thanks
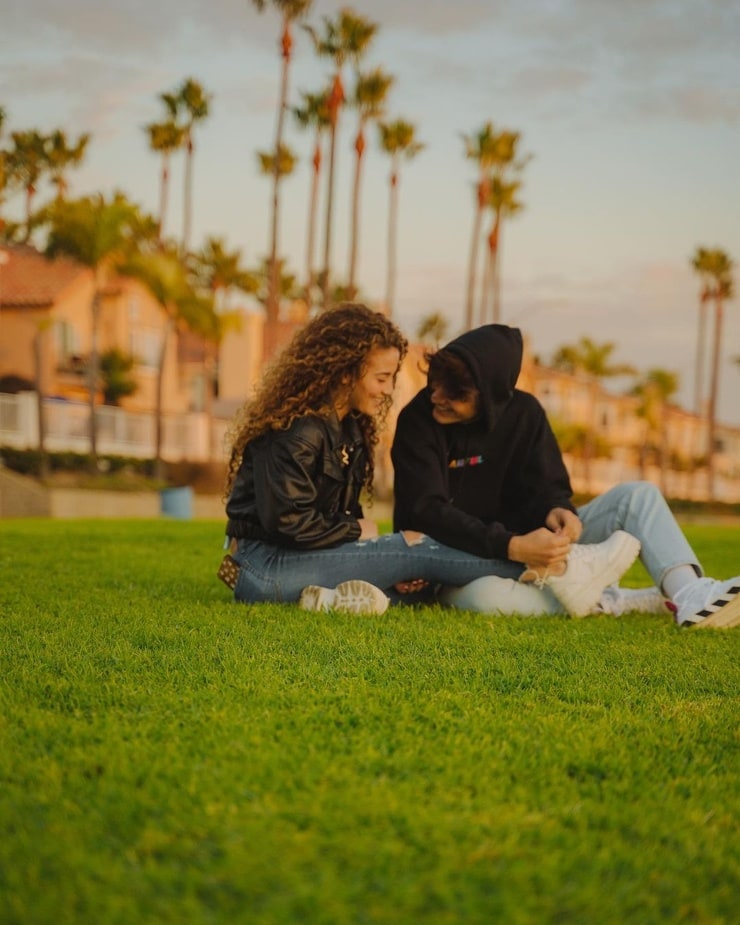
[0,244,86,308]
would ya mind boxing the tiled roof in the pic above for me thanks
[0,244,86,308]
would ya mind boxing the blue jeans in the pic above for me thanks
[231,532,521,604]
[441,481,702,613]
[577,481,700,587]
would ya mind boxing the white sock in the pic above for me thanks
[662,565,700,600]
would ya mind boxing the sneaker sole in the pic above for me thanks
[300,580,390,616]
[554,532,641,618]
[690,585,740,629]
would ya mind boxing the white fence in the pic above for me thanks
[0,391,229,463]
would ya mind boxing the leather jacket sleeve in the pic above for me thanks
[227,416,363,549]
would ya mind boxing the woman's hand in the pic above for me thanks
[358,518,380,540]
[395,578,430,594]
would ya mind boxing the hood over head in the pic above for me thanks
[442,324,522,428]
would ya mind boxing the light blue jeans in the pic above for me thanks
[231,532,521,604]
[444,481,701,613]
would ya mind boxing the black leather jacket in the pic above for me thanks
[225,412,366,549]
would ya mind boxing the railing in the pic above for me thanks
[0,392,229,463]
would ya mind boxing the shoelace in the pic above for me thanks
[520,566,552,589]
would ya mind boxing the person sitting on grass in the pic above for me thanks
[219,303,639,616]
[391,322,740,628]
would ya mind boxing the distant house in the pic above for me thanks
[0,243,267,417]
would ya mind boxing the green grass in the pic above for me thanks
[1,519,738,925]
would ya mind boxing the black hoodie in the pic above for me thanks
[391,324,576,559]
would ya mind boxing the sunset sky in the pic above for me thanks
[3,0,739,424]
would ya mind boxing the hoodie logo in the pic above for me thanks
[449,455,484,469]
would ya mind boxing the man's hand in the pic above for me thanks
[545,507,582,542]
[508,527,572,569]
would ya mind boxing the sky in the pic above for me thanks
[2,0,739,425]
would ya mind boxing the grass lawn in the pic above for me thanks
[1,519,738,924]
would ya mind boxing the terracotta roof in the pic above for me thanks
[0,244,87,308]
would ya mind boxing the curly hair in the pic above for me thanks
[225,303,408,497]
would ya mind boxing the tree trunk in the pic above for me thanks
[159,155,170,243]
[88,287,101,472]
[305,139,322,308]
[464,177,488,330]
[154,317,174,481]
[694,297,708,414]
[182,133,193,255]
[385,166,399,316]
[322,73,344,311]
[347,125,365,298]
[33,326,49,479]
[706,298,723,501]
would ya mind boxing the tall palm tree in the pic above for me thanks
[690,246,714,415]
[145,119,185,244]
[0,106,8,232]
[44,193,144,470]
[461,122,500,330]
[250,0,314,352]
[46,130,90,202]
[631,368,679,491]
[378,118,423,316]
[346,66,394,298]
[701,248,734,500]
[305,8,378,309]
[171,78,211,255]
[7,130,48,231]
[189,237,258,455]
[292,86,331,305]
[551,337,636,491]
[479,175,522,325]
[122,246,216,478]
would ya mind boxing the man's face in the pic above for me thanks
[429,384,480,425]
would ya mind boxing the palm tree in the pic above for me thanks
[44,193,144,470]
[417,311,449,348]
[305,7,378,309]
[631,368,679,491]
[189,237,259,455]
[145,119,185,244]
[122,247,215,478]
[292,87,331,305]
[6,130,49,232]
[0,106,8,232]
[46,130,90,202]
[479,175,523,325]
[346,66,394,298]
[189,236,259,311]
[690,246,713,415]
[378,118,423,316]
[170,78,211,255]
[250,0,314,351]
[551,337,636,491]
[461,123,502,330]
[701,248,734,500]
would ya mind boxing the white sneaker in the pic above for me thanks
[299,579,390,616]
[672,578,740,628]
[521,530,641,618]
[594,585,672,617]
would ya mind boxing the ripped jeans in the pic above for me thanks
[231,532,521,604]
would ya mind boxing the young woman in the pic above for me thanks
[221,304,638,616]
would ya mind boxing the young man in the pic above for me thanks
[391,324,740,628]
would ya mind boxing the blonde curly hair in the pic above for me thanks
[225,303,408,497]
